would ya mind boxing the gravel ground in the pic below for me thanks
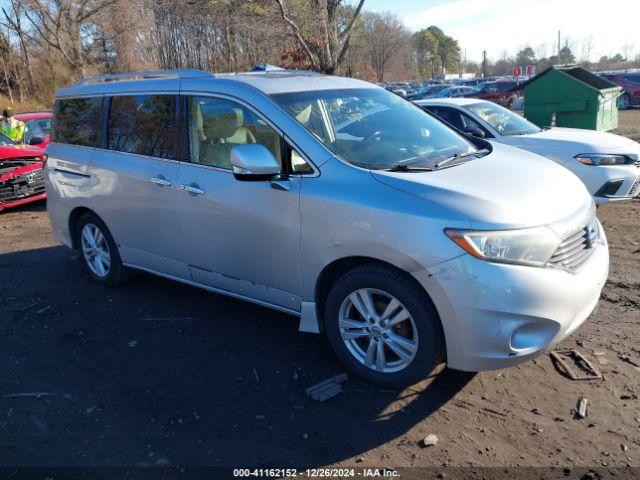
[1,111,639,477]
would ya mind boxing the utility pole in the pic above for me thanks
[557,30,561,64]
[481,50,487,78]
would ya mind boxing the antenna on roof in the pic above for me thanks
[75,69,214,86]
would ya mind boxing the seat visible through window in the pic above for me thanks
[188,97,281,170]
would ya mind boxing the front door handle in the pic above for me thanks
[180,183,205,196]
[149,176,172,187]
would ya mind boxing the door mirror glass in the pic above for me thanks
[230,144,281,178]
[463,126,485,138]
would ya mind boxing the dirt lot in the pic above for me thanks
[1,111,639,478]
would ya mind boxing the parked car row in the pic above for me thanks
[396,78,523,109]
[0,110,52,212]
[416,98,640,203]
[598,71,640,110]
[43,68,631,389]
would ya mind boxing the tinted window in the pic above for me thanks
[52,97,103,147]
[188,96,282,170]
[107,95,178,158]
[427,106,464,129]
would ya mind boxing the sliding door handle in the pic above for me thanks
[149,176,172,187]
[180,183,205,196]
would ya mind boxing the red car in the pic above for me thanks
[0,135,47,212]
[600,72,640,110]
[14,110,53,149]
[467,80,521,108]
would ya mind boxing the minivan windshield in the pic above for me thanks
[467,101,541,136]
[272,88,476,170]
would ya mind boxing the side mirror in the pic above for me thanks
[463,126,485,138]
[230,144,281,180]
[28,136,45,145]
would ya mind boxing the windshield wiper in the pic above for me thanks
[385,164,434,172]
[434,148,490,169]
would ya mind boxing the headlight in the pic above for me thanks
[444,226,561,267]
[575,153,628,166]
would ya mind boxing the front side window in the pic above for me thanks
[35,118,52,133]
[107,95,178,158]
[467,101,540,136]
[481,83,498,93]
[23,121,46,144]
[498,83,514,92]
[273,88,475,169]
[52,97,103,147]
[188,96,282,170]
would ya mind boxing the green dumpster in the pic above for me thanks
[522,65,622,131]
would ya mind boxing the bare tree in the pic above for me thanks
[4,0,118,79]
[621,43,635,62]
[579,35,594,63]
[273,0,365,74]
[362,11,406,82]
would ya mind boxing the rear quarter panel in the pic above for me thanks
[44,143,95,248]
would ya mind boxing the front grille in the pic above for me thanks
[549,218,598,269]
[0,169,45,203]
[628,175,640,197]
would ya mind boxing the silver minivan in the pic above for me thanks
[46,69,609,388]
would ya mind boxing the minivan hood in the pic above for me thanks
[519,127,637,152]
[372,143,591,230]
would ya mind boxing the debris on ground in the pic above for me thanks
[253,367,260,384]
[550,350,603,380]
[618,354,640,368]
[305,373,348,402]
[421,434,438,447]
[574,397,588,419]
[128,340,138,348]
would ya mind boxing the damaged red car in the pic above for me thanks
[0,134,47,212]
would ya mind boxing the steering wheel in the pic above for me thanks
[362,130,383,143]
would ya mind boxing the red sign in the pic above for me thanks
[513,66,522,76]
[526,65,536,76]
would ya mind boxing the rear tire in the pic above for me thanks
[324,264,444,389]
[76,212,131,286]
[618,93,630,110]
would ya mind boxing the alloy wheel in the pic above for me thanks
[338,288,419,373]
[80,223,111,278]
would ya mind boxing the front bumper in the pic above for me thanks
[414,232,609,371]
[0,191,47,211]
[577,164,640,204]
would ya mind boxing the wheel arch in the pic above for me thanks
[68,206,96,249]
[313,256,437,330]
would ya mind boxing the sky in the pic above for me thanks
[358,0,640,63]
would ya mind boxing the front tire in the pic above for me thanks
[76,212,130,286]
[324,264,444,389]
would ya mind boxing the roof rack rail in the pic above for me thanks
[75,69,214,86]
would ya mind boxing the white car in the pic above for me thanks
[417,98,640,204]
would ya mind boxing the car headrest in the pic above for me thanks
[202,104,244,140]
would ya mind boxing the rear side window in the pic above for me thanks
[52,97,103,147]
[107,95,178,159]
